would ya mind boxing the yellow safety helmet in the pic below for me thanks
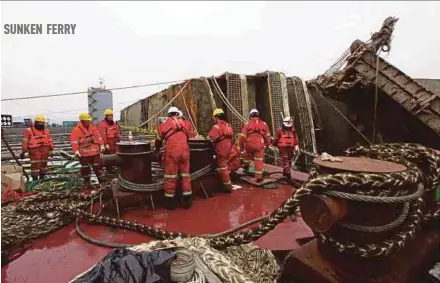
[213,108,224,117]
[34,115,46,123]
[79,113,92,121]
[104,109,113,116]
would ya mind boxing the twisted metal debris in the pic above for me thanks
[2,143,439,260]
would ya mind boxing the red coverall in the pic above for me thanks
[98,120,121,153]
[208,120,240,191]
[98,120,121,174]
[273,127,299,176]
[156,116,194,198]
[70,122,105,184]
[22,127,54,179]
[239,117,271,179]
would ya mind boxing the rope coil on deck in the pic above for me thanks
[2,143,439,260]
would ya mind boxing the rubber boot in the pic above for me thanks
[165,196,177,210]
[182,195,192,209]
[284,173,291,180]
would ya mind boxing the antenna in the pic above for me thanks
[98,78,105,89]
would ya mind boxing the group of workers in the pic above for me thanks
[153,106,299,210]
[21,109,121,184]
[21,106,299,211]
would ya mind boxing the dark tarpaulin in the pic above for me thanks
[72,249,176,283]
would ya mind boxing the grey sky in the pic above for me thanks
[1,1,439,123]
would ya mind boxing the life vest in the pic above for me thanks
[211,121,233,144]
[71,123,102,156]
[247,119,268,139]
[278,129,297,147]
[105,123,119,139]
[162,117,189,141]
[26,127,52,149]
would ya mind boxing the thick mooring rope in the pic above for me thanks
[2,143,439,260]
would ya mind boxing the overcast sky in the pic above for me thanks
[1,1,439,123]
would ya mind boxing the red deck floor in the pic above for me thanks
[2,169,313,283]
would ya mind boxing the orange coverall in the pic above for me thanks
[70,122,105,183]
[98,119,121,153]
[156,116,194,198]
[208,120,240,191]
[22,127,54,179]
[98,120,121,174]
[273,127,299,176]
[239,117,271,179]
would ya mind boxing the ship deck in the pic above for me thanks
[1,165,313,283]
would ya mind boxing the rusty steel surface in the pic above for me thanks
[313,156,407,173]
[117,141,152,184]
[280,228,440,283]
[300,195,348,233]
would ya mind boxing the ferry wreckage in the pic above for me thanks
[1,17,440,283]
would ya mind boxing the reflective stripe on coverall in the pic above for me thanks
[22,127,54,178]
[208,120,240,191]
[70,122,105,183]
[273,127,299,175]
[156,116,194,197]
[238,117,271,179]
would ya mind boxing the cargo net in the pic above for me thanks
[226,73,245,135]
[267,72,290,166]
[288,77,317,167]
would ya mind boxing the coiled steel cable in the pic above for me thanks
[337,202,410,233]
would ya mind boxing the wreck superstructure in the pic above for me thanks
[121,17,439,171]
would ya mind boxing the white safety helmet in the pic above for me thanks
[168,106,179,115]
[249,109,259,116]
[283,116,293,127]
[178,110,183,117]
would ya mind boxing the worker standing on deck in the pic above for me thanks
[239,109,271,182]
[272,117,299,180]
[20,115,54,180]
[98,109,121,174]
[70,113,106,185]
[155,107,194,210]
[208,109,240,192]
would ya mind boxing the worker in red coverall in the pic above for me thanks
[238,109,271,182]
[208,108,240,193]
[20,115,54,180]
[272,117,300,180]
[155,106,194,210]
[98,108,121,174]
[70,113,106,185]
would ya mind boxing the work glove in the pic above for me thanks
[105,144,110,151]
[294,145,299,152]
[74,150,81,159]
[100,145,105,153]
[20,152,26,159]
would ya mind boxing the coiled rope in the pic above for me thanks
[2,143,439,260]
